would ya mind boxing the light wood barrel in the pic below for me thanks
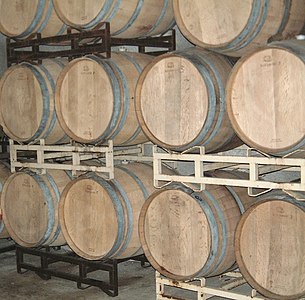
[59,163,171,260]
[0,162,11,239]
[173,0,305,57]
[1,170,71,247]
[0,59,69,144]
[55,52,152,146]
[0,0,66,39]
[235,195,305,300]
[139,171,254,280]
[53,0,175,39]
[227,40,305,156]
[135,47,242,153]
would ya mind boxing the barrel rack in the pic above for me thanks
[16,245,149,297]
[156,271,267,300]
[152,144,305,299]
[9,139,152,178]
[153,145,305,198]
[0,240,15,254]
[6,22,176,66]
[6,21,304,300]
[4,24,174,297]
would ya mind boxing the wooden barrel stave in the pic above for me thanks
[1,170,71,247]
[59,163,165,260]
[55,52,152,146]
[0,59,69,144]
[173,0,305,57]
[139,171,254,280]
[0,0,66,39]
[135,47,242,153]
[0,162,11,239]
[226,40,305,156]
[235,195,305,300]
[53,0,175,38]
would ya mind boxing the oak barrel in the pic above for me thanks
[173,0,305,57]
[235,195,305,300]
[0,162,11,239]
[139,171,254,280]
[227,40,305,156]
[0,59,69,144]
[135,47,242,153]
[59,163,172,260]
[1,170,71,247]
[55,52,152,146]
[53,0,175,38]
[0,0,66,38]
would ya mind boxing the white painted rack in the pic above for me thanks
[153,145,305,197]
[9,139,152,178]
[156,271,265,300]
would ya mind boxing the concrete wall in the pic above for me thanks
[0,34,7,76]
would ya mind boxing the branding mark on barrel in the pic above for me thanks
[85,185,97,194]
[15,0,24,12]
[22,179,31,187]
[81,65,93,75]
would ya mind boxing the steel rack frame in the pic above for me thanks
[6,23,176,66]
[153,145,305,197]
[16,245,149,297]
[0,240,15,254]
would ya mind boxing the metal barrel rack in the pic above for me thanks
[16,245,150,297]
[153,145,305,198]
[6,22,176,66]
[4,23,170,297]
[0,240,15,254]
[156,271,265,300]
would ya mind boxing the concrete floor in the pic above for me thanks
[0,239,156,300]
[0,239,259,300]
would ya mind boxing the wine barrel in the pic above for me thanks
[135,47,242,153]
[227,40,305,156]
[53,0,175,38]
[1,170,71,247]
[55,52,152,146]
[0,0,66,39]
[173,0,305,57]
[139,171,254,280]
[0,162,11,239]
[235,194,305,300]
[0,59,69,144]
[59,163,173,260]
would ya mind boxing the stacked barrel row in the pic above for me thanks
[0,0,178,264]
[133,2,305,300]
[0,1,305,300]
[134,2,305,300]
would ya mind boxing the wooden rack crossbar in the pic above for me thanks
[156,272,265,300]
[153,146,305,196]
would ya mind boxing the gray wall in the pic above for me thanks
[0,33,7,76]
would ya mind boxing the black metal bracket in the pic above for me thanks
[16,245,150,297]
[6,22,176,66]
[0,241,15,254]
